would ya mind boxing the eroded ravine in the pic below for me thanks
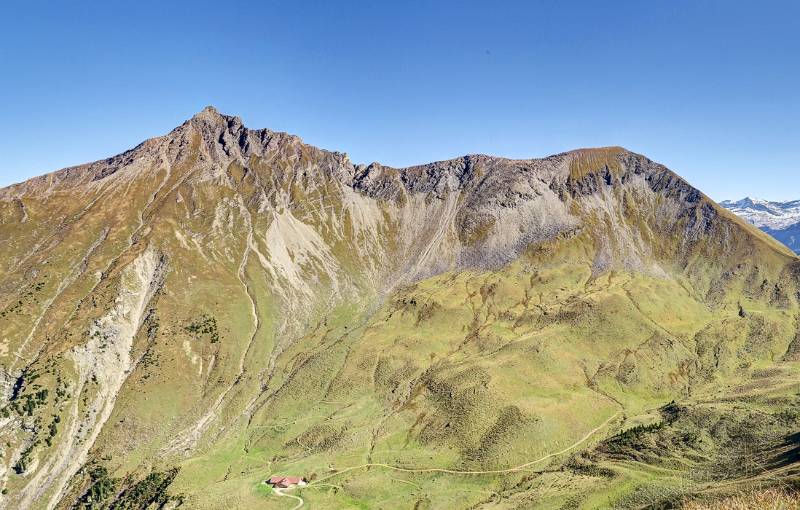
[17,249,167,509]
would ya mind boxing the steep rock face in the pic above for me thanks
[0,108,798,509]
[1,108,790,293]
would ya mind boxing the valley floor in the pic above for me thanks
[230,362,799,509]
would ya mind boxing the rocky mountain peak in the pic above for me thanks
[188,105,243,128]
[179,105,246,143]
[193,104,221,118]
[163,106,304,168]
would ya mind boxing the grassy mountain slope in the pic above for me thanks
[0,107,798,509]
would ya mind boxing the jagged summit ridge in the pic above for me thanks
[2,106,633,197]
[2,106,794,272]
[0,107,298,197]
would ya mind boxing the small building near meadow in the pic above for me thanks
[267,475,307,488]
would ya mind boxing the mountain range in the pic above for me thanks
[1,107,798,509]
[721,197,800,254]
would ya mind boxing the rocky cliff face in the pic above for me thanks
[1,108,798,509]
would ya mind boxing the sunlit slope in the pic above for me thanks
[0,107,798,509]
[171,233,798,509]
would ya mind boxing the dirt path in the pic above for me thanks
[274,488,304,509]
[310,410,621,485]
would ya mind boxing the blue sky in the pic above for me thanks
[1,1,798,200]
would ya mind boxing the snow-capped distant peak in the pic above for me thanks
[721,197,800,227]
[721,197,800,253]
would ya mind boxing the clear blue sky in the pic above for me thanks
[1,1,798,200]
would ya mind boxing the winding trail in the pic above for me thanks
[309,410,621,485]
[273,488,304,510]
[269,410,620,509]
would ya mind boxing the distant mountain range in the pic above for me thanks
[721,197,800,253]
